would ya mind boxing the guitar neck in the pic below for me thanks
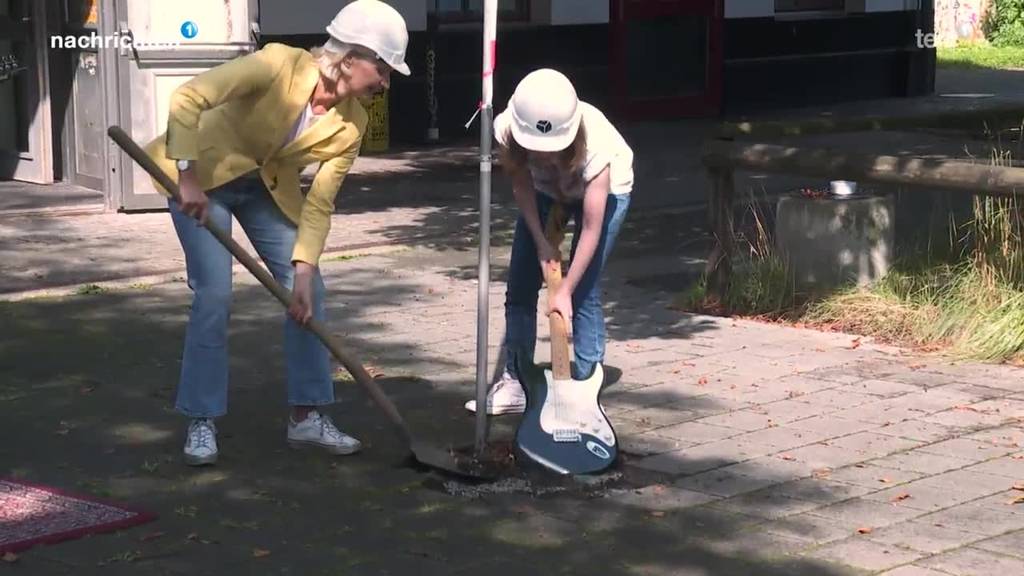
[543,206,572,381]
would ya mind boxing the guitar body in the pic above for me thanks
[512,203,618,475]
[515,356,617,475]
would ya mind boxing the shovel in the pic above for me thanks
[107,126,486,479]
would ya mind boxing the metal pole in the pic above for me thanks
[474,0,498,456]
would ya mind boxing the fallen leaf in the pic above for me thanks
[857,527,873,534]
[253,548,271,558]
[1012,484,1024,491]
[855,464,867,468]
[890,493,912,502]
[879,478,892,484]
[79,386,96,395]
[652,484,667,495]
[1013,455,1024,461]
[812,468,832,478]
[140,531,166,542]
[649,511,666,518]
[186,533,198,541]
[953,405,980,412]
[850,338,862,350]
[908,364,925,370]
[2,553,18,563]
[1011,496,1024,505]
[697,376,708,386]
[779,454,796,461]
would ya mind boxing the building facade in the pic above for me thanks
[1,0,933,211]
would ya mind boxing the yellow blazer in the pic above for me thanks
[144,42,367,264]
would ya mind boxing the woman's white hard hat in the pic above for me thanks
[326,0,411,76]
[508,69,582,152]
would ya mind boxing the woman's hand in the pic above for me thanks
[536,239,560,269]
[178,169,209,224]
[549,286,573,336]
[289,262,316,325]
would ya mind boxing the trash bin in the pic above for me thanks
[363,91,389,153]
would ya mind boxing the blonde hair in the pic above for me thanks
[499,122,588,179]
[311,39,375,82]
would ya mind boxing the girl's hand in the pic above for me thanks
[289,262,316,325]
[549,286,573,337]
[537,239,560,269]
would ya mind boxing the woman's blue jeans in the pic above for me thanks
[168,176,333,418]
[504,192,631,381]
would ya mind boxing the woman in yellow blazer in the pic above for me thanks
[144,0,410,466]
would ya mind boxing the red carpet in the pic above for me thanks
[0,478,156,554]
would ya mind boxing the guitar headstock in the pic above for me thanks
[0,54,28,83]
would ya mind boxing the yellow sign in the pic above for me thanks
[363,92,389,153]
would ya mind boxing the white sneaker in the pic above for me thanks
[464,371,526,415]
[184,418,218,466]
[287,410,362,455]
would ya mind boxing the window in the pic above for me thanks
[775,0,845,12]
[430,0,529,23]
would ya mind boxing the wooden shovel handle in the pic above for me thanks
[542,204,572,381]
[106,126,413,446]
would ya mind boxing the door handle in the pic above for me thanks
[117,21,139,61]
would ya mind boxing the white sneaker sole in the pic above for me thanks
[464,400,526,416]
[183,452,217,466]
[288,438,362,456]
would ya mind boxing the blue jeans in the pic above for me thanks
[168,175,333,418]
[504,192,631,380]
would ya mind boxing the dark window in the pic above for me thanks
[775,0,845,12]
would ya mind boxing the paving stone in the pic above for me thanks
[871,451,974,475]
[965,455,1024,479]
[654,421,743,443]
[803,367,867,385]
[782,443,873,469]
[619,405,705,428]
[832,401,929,425]
[918,504,1024,536]
[806,498,927,528]
[828,463,926,488]
[879,566,958,576]
[806,537,925,572]
[866,520,985,554]
[674,467,780,498]
[630,447,735,476]
[784,415,878,437]
[925,469,1024,496]
[873,419,961,443]
[965,426,1024,448]
[848,379,923,398]
[760,511,857,545]
[709,487,823,520]
[968,398,1024,419]
[693,409,775,432]
[730,426,831,451]
[920,407,1011,429]
[971,530,1024,559]
[766,477,877,505]
[795,388,877,410]
[917,438,1019,462]
[918,546,1024,575]
[603,484,719,511]
[824,432,925,458]
[619,432,693,457]
[862,481,989,512]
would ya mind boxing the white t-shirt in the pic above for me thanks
[494,101,634,200]
[284,103,323,146]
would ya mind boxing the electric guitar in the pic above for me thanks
[514,204,618,475]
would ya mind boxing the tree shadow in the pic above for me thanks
[0,251,863,576]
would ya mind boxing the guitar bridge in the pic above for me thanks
[553,428,581,443]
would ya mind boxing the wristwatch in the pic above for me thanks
[175,159,194,172]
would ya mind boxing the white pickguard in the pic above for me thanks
[538,364,615,447]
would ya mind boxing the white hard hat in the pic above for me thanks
[326,0,411,76]
[507,69,582,152]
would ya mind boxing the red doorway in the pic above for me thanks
[610,0,723,118]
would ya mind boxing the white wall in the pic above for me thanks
[258,0,427,35]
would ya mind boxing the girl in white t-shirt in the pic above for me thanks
[466,68,634,415]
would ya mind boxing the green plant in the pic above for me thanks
[985,0,1024,47]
